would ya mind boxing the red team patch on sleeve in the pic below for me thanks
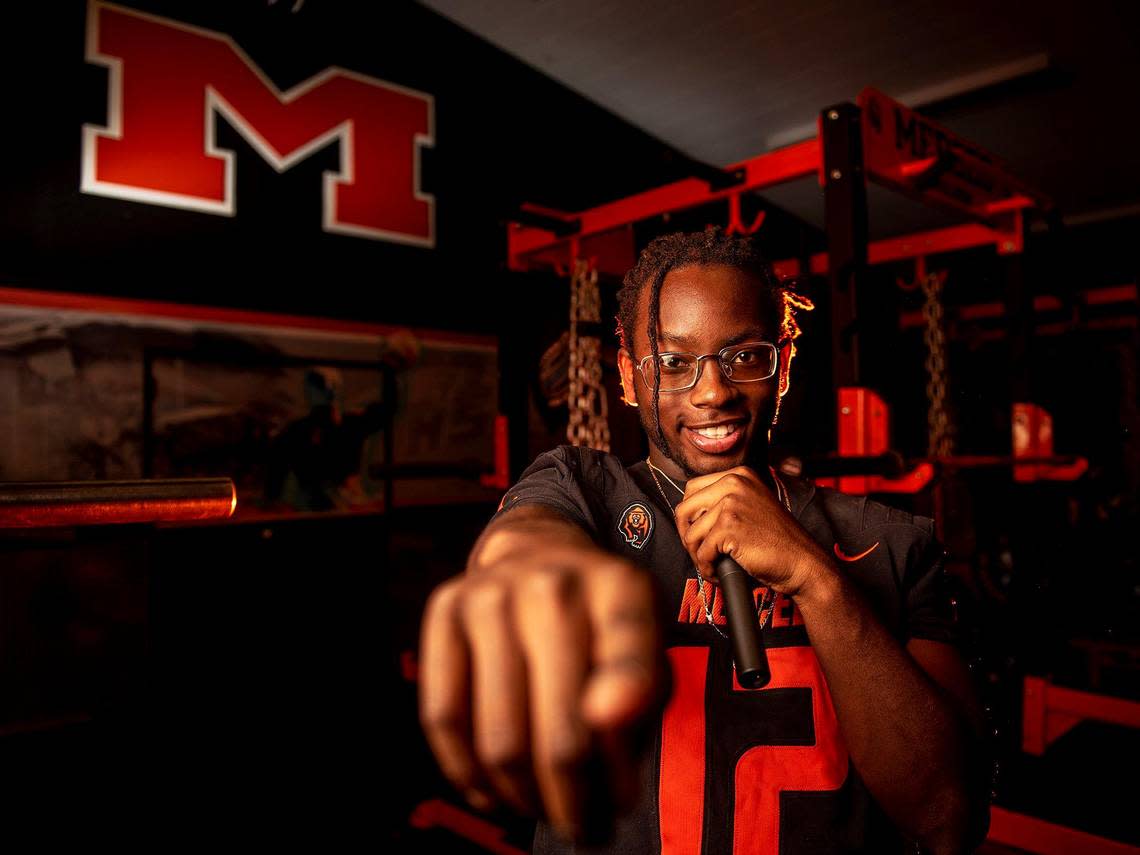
[617,502,654,549]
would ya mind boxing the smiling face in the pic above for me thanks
[617,263,784,481]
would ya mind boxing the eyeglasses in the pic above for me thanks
[636,340,782,393]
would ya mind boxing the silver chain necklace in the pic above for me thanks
[645,457,790,639]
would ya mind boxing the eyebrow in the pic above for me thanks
[659,327,771,350]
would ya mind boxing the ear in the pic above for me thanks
[777,342,793,398]
[617,347,637,406]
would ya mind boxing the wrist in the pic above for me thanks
[789,550,841,606]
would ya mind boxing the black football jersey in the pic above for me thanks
[489,445,961,855]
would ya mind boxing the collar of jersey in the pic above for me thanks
[631,461,815,520]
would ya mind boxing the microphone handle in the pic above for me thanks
[713,554,771,689]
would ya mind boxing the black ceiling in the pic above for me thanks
[418,0,1140,237]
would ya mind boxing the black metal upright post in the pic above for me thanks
[1005,240,1032,409]
[821,103,870,393]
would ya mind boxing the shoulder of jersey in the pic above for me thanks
[810,480,935,539]
[554,443,618,465]
[553,443,630,483]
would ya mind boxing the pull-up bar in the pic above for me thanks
[507,87,1049,275]
[509,138,819,268]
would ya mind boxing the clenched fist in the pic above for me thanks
[418,504,672,844]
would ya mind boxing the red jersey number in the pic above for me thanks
[659,645,849,855]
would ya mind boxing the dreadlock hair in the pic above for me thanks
[614,225,813,466]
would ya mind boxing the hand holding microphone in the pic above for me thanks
[675,467,827,686]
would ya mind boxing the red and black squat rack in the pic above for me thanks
[504,86,1112,495]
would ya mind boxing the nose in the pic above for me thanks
[689,355,738,406]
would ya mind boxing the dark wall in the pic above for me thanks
[1,0,703,332]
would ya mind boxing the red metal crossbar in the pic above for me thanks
[508,139,820,272]
[988,807,1140,855]
[1023,675,1140,756]
[408,799,527,855]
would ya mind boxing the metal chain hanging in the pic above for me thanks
[566,257,611,452]
[921,270,954,458]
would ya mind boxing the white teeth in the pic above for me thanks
[693,424,737,438]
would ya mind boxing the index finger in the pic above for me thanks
[580,559,665,729]
[675,467,761,539]
[679,468,735,498]
[681,465,762,499]
[580,560,668,820]
[513,563,593,840]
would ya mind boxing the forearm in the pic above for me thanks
[793,558,979,853]
[466,504,601,574]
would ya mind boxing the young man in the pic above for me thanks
[420,228,991,854]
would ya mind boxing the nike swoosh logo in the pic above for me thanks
[833,541,880,562]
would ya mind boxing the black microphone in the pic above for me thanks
[713,554,771,688]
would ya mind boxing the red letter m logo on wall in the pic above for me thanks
[82,2,435,246]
